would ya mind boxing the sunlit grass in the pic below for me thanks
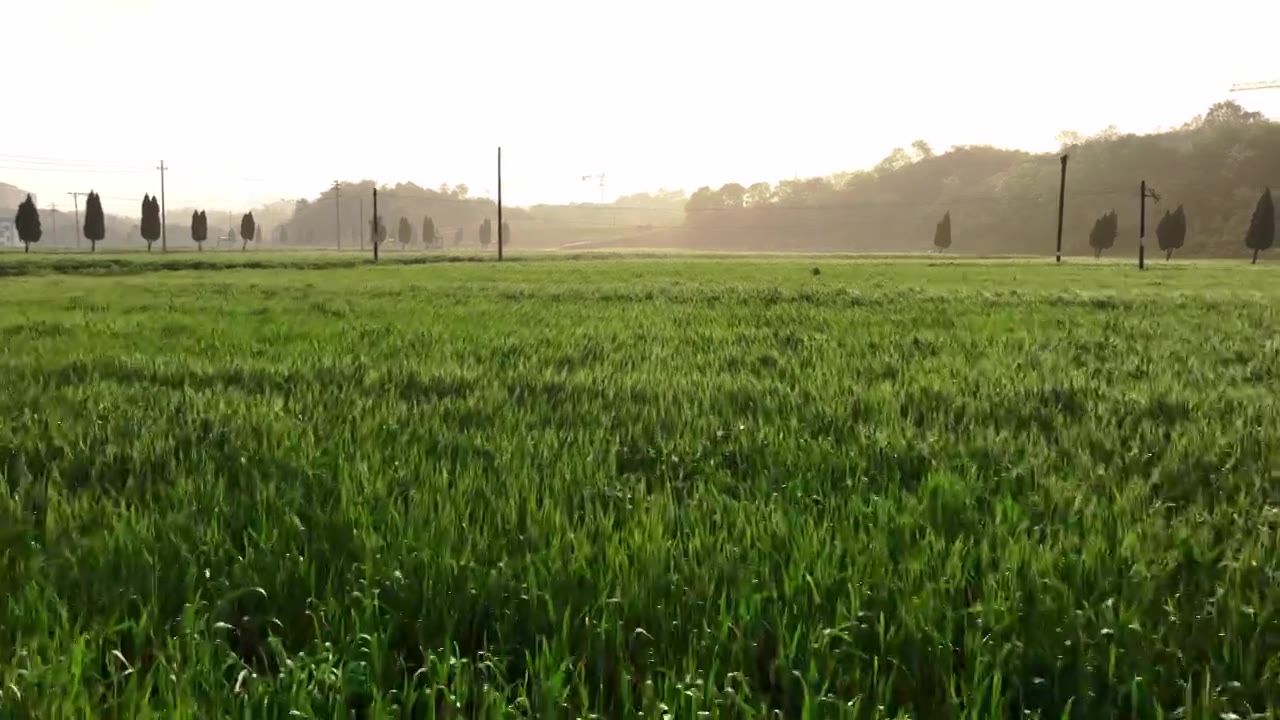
[1,257,1278,718]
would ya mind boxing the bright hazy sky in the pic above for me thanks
[5,0,1278,214]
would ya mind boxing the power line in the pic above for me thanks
[0,165,151,175]
[0,153,151,170]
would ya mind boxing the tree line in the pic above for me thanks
[11,193,512,255]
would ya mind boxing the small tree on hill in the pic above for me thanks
[140,194,161,252]
[423,215,437,249]
[933,211,952,252]
[479,218,492,248]
[84,191,106,253]
[191,209,208,251]
[15,194,42,254]
[1156,206,1187,260]
[240,212,256,251]
[1245,188,1274,264]
[1089,210,1118,258]
[398,217,412,247]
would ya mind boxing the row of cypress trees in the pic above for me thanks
[929,188,1274,262]
[11,192,261,253]
[391,216,510,249]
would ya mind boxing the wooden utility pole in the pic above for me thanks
[157,161,168,252]
[333,181,342,251]
[1139,181,1160,270]
[67,191,83,250]
[372,187,379,262]
[497,147,504,261]
[1055,155,1068,263]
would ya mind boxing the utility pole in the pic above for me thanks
[157,161,168,252]
[372,187,379,262]
[333,181,342,251]
[67,191,84,250]
[1055,155,1068,263]
[1139,180,1160,271]
[497,147,504,261]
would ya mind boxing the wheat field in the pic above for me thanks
[1,255,1277,718]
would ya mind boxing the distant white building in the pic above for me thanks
[0,219,18,248]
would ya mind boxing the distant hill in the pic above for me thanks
[0,182,32,210]
[279,181,684,250]
[678,101,1280,258]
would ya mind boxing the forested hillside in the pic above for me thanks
[681,102,1280,257]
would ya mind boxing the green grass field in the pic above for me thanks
[1,255,1278,718]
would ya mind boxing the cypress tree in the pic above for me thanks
[933,211,952,251]
[240,212,256,251]
[1245,188,1275,264]
[84,191,105,253]
[15,194,42,254]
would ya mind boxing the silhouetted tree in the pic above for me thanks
[1089,211,1118,258]
[502,220,511,247]
[84,191,105,253]
[281,226,290,245]
[479,218,492,247]
[933,211,952,251]
[454,226,463,247]
[191,209,208,251]
[422,215,437,249]
[140,194,161,252]
[1156,211,1173,260]
[240,212,255,251]
[397,217,412,247]
[1245,188,1275,264]
[1156,205,1187,260]
[14,195,42,254]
